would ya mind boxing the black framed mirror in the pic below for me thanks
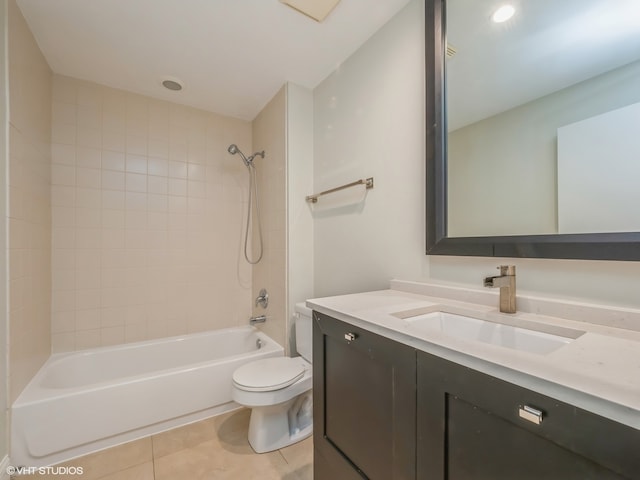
[426,0,640,261]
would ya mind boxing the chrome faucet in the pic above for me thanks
[249,315,267,326]
[484,265,516,313]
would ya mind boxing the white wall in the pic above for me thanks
[313,0,426,297]
[313,0,640,310]
[558,101,640,234]
[448,59,640,237]
[286,83,314,352]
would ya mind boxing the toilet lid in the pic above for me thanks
[233,357,305,392]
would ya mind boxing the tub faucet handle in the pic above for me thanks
[255,289,269,309]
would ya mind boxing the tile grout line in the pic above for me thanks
[277,448,289,465]
[150,435,157,480]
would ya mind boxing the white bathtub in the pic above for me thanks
[11,326,282,467]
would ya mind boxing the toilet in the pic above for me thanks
[232,303,313,453]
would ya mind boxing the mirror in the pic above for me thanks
[425,0,640,260]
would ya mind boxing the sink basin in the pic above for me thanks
[405,312,576,355]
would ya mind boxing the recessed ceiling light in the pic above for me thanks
[162,78,183,91]
[492,5,515,23]
[280,0,341,23]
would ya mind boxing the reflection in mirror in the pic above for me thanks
[446,0,640,237]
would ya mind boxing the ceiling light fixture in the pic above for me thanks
[280,0,341,23]
[161,78,183,91]
[492,5,516,23]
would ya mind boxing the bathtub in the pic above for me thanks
[11,326,282,467]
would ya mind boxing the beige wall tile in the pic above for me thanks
[52,332,75,353]
[7,0,52,401]
[10,11,289,405]
[251,87,287,348]
[50,75,253,351]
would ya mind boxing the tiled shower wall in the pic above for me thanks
[50,75,253,352]
[252,87,287,348]
[8,0,52,401]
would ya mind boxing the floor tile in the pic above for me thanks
[153,409,312,480]
[154,438,295,480]
[60,438,152,480]
[152,416,218,458]
[211,409,253,453]
[96,461,154,480]
[18,408,314,480]
[279,436,313,480]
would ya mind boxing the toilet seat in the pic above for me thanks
[233,357,305,392]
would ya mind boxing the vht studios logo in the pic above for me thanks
[6,465,84,476]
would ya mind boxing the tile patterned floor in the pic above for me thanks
[17,409,313,480]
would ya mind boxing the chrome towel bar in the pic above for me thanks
[306,177,374,203]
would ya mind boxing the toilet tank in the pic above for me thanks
[294,303,313,362]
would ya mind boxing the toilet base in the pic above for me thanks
[247,391,313,453]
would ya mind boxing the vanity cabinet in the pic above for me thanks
[312,311,416,480]
[417,351,640,480]
[313,312,640,480]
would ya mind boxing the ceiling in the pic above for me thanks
[447,0,640,130]
[16,0,411,120]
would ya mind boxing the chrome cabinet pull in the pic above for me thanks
[344,332,357,342]
[519,405,544,425]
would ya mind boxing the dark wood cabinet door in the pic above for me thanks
[417,351,640,480]
[313,311,417,480]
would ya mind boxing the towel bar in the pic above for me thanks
[306,177,374,203]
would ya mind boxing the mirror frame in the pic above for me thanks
[425,0,640,261]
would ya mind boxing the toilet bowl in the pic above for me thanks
[231,303,313,453]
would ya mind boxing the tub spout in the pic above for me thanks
[249,315,267,326]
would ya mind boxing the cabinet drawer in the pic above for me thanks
[417,351,640,480]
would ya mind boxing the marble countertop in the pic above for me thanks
[307,282,640,430]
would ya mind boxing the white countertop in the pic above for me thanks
[307,283,640,430]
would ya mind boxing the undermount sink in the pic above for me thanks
[404,311,579,355]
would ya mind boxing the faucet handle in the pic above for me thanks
[255,288,269,308]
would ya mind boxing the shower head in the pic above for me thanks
[227,144,250,167]
[227,144,265,168]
